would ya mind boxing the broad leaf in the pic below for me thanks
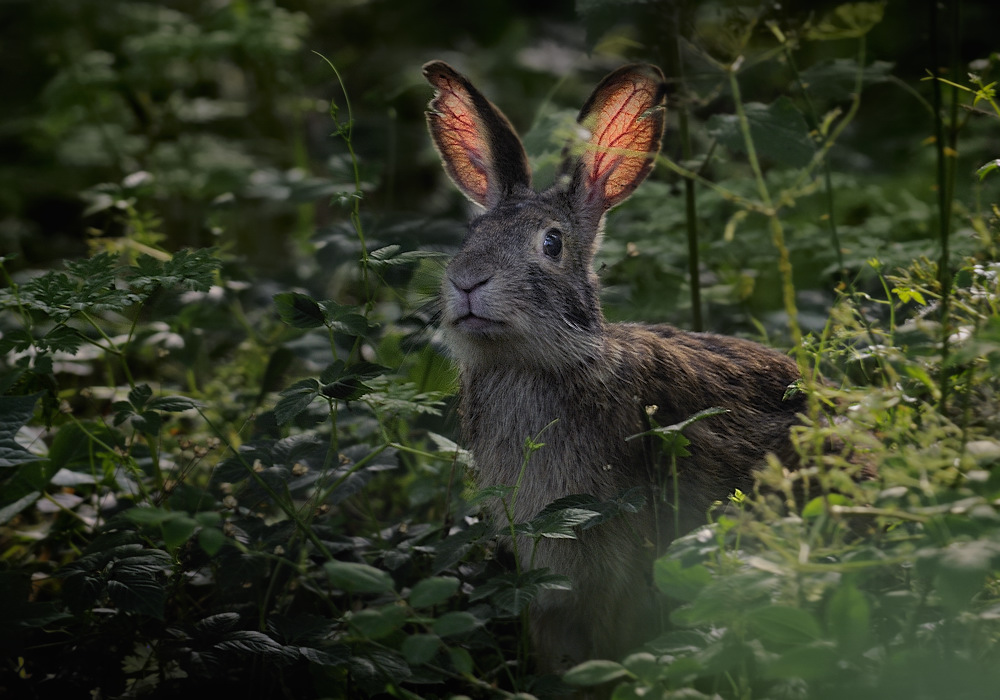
[325,561,394,594]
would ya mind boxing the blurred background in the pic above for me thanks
[1,0,997,331]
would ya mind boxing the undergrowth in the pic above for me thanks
[2,2,999,699]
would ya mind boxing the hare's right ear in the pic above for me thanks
[423,61,531,208]
[561,64,666,220]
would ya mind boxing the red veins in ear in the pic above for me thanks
[581,73,663,207]
[426,68,491,205]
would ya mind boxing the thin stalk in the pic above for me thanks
[931,0,961,408]
[727,68,802,351]
[674,31,703,331]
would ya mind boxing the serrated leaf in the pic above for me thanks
[274,292,326,328]
[214,630,298,662]
[126,249,220,293]
[0,394,43,469]
[195,612,241,635]
[798,58,894,101]
[368,245,445,268]
[328,313,370,337]
[408,576,460,608]
[708,99,815,167]
[516,507,601,539]
[147,395,202,412]
[275,379,321,424]
[563,659,630,686]
[320,376,372,401]
[325,561,395,594]
[40,325,84,354]
[128,384,153,411]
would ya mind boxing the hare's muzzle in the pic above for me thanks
[444,272,504,334]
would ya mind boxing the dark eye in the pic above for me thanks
[542,229,563,258]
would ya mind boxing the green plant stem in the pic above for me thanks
[199,409,334,561]
[675,42,703,331]
[727,67,802,352]
[931,0,961,409]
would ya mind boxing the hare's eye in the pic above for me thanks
[542,230,563,259]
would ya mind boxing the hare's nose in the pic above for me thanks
[449,270,492,295]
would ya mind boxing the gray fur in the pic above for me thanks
[424,61,805,671]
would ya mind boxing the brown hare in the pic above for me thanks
[423,61,806,672]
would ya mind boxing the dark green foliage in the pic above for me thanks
[2,1,999,698]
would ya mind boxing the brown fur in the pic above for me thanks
[424,61,806,671]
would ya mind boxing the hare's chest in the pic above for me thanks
[461,375,643,524]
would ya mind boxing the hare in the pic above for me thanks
[423,61,806,672]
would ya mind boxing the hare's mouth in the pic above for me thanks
[454,314,504,334]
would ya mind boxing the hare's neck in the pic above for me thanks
[458,360,643,524]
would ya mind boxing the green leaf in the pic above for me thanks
[401,633,440,665]
[368,245,445,269]
[746,605,823,645]
[563,659,630,687]
[103,548,173,619]
[515,507,601,539]
[805,2,885,40]
[826,580,870,652]
[325,561,395,594]
[707,99,815,168]
[977,159,1000,181]
[0,491,42,525]
[622,652,661,683]
[328,313,370,337]
[161,515,198,549]
[346,605,408,640]
[214,630,299,662]
[274,292,325,328]
[933,539,1000,609]
[653,558,713,602]
[448,646,474,674]
[431,611,480,637]
[124,506,174,526]
[408,576,460,608]
[197,527,226,556]
[764,641,839,680]
[147,395,203,412]
[0,394,43,468]
[40,325,84,354]
[128,384,153,411]
[801,493,850,518]
[275,378,321,424]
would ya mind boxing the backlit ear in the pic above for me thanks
[562,64,666,213]
[423,61,532,208]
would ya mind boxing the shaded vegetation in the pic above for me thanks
[2,1,999,698]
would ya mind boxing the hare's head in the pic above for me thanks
[424,61,666,371]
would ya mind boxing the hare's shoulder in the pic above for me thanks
[605,322,802,417]
[608,322,797,375]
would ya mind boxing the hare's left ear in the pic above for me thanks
[424,61,532,208]
[561,64,666,217]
